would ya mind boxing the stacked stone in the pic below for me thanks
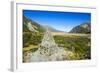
[28,28,67,62]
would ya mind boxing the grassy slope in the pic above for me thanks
[53,32,91,60]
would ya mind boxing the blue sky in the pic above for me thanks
[23,10,91,32]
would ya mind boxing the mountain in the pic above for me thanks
[23,16,45,32]
[42,25,61,32]
[69,23,91,34]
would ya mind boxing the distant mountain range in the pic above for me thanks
[42,25,62,32]
[23,16,91,34]
[69,23,91,34]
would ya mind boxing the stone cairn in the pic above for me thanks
[28,28,67,62]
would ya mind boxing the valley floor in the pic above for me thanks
[23,32,91,62]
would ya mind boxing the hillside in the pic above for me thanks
[23,16,45,32]
[70,23,91,34]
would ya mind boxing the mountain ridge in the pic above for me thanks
[69,22,91,34]
[23,16,45,33]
